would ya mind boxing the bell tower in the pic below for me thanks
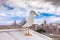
[42,20,48,33]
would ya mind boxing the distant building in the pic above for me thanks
[37,20,60,34]
[30,24,39,30]
[42,20,49,33]
[0,20,60,35]
[0,20,22,29]
[10,20,22,29]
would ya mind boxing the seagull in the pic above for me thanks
[19,10,39,36]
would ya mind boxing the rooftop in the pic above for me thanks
[0,29,52,40]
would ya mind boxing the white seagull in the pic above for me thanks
[19,10,39,36]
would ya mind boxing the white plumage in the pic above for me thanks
[19,10,39,36]
[20,10,39,27]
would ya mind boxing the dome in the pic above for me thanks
[57,26,60,28]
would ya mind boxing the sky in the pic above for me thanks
[0,0,60,25]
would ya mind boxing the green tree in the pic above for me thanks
[35,29,46,33]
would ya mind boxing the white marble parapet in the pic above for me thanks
[0,29,52,40]
[29,29,52,40]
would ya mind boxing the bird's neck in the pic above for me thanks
[29,13,34,19]
[29,13,34,17]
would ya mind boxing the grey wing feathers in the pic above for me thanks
[19,18,26,26]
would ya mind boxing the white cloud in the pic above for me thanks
[34,16,60,25]
[0,20,13,25]
[43,0,60,5]
[6,0,27,8]
[34,18,44,24]
[2,0,60,15]
[47,16,60,23]
[0,0,60,25]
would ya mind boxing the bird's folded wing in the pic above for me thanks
[19,18,27,26]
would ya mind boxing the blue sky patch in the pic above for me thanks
[3,4,14,10]
[40,13,54,17]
